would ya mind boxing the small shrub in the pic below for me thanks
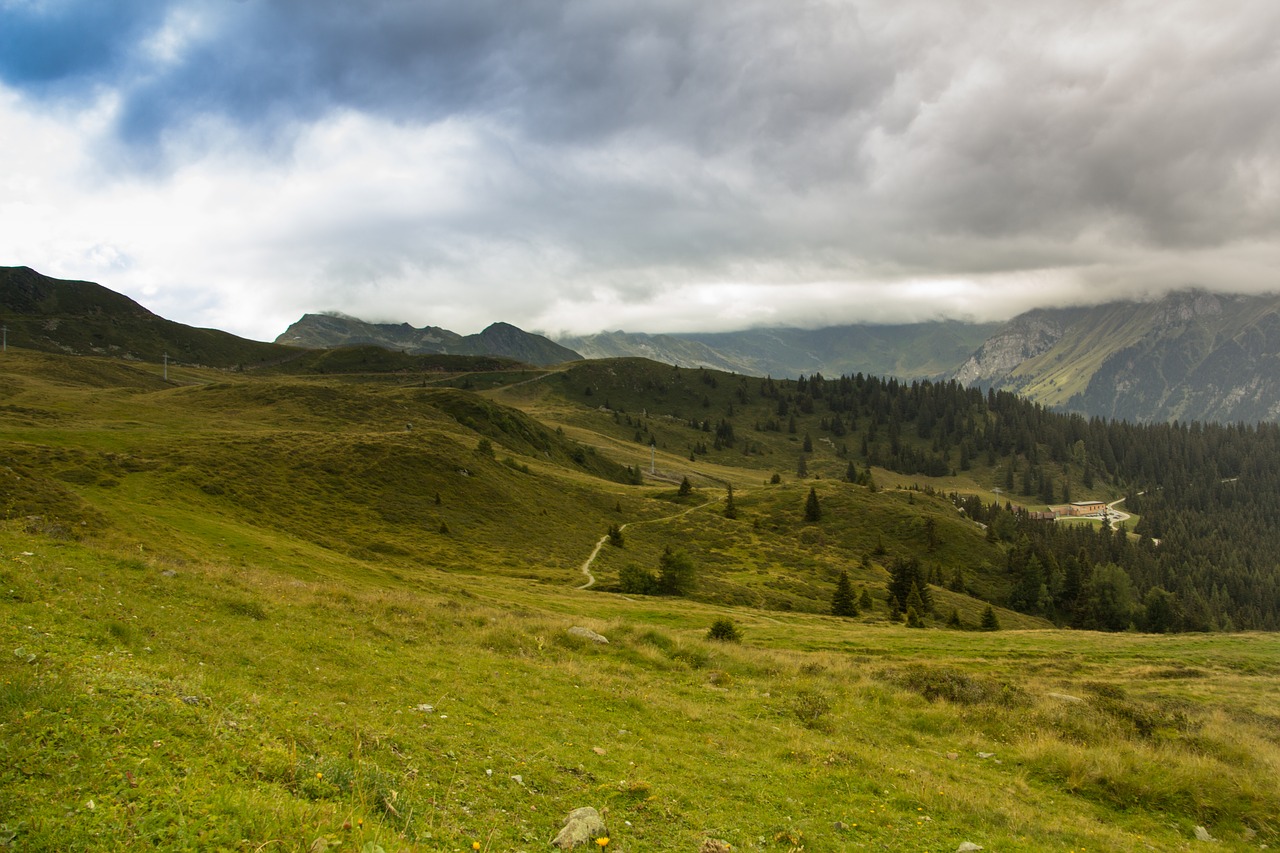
[887,664,1027,707]
[636,629,675,653]
[792,688,833,731]
[670,643,710,670]
[706,618,741,642]
[223,599,268,621]
[707,669,733,687]
[105,620,135,644]
[619,564,659,595]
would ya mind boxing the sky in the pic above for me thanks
[2,0,1280,343]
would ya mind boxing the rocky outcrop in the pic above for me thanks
[953,291,1280,423]
[951,312,1069,387]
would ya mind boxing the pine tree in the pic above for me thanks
[724,485,738,519]
[980,604,1001,631]
[947,607,962,628]
[831,570,858,617]
[905,582,926,616]
[797,454,808,478]
[607,524,624,547]
[888,556,932,613]
[678,476,693,497]
[657,546,696,595]
[858,586,874,611]
[804,486,822,522]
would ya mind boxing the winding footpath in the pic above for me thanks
[576,496,721,590]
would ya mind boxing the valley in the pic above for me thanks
[2,343,1278,851]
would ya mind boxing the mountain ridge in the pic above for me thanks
[7,264,1280,423]
[0,265,298,368]
[275,312,582,367]
[951,290,1280,423]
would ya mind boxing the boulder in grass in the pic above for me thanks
[568,626,609,644]
[551,806,607,850]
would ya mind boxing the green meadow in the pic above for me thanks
[1,349,1277,851]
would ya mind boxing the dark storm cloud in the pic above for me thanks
[4,0,1280,338]
[10,0,897,167]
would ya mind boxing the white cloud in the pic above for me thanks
[3,0,1280,343]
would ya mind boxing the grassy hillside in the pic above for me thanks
[0,266,300,369]
[2,347,1279,850]
[968,291,1280,422]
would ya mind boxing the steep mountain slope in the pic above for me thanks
[276,313,582,366]
[560,321,1000,380]
[953,291,1280,422]
[0,266,298,368]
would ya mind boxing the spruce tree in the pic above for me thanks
[980,604,1001,631]
[724,485,738,519]
[804,486,822,522]
[858,586,874,611]
[831,570,858,617]
[657,546,695,596]
[905,582,926,617]
[888,595,903,622]
[678,476,693,497]
[888,556,932,613]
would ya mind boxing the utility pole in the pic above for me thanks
[650,441,656,475]
[163,352,169,381]
[2,325,7,353]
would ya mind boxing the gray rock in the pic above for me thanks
[551,806,607,850]
[1194,825,1216,842]
[568,626,609,644]
[956,843,984,852]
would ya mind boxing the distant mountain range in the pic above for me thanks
[275,312,581,367]
[557,322,1000,380]
[5,265,1280,423]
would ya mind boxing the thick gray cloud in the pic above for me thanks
[2,0,1279,339]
